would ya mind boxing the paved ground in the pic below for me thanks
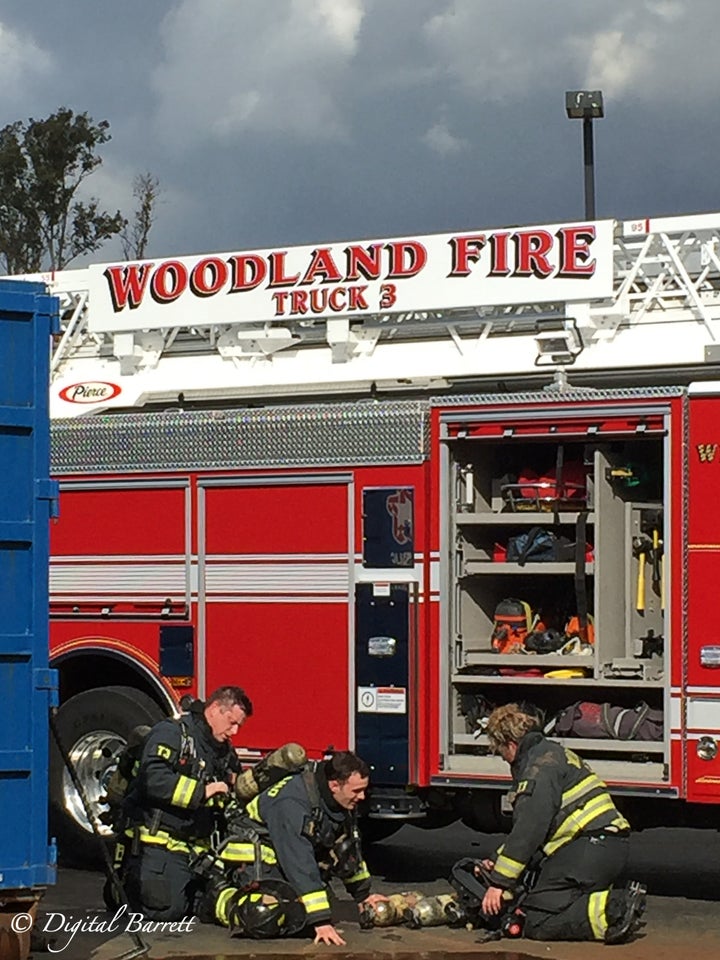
[29,822,720,960]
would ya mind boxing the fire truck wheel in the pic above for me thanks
[457,791,509,834]
[359,819,403,844]
[49,685,165,867]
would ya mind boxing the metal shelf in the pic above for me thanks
[440,754,667,784]
[455,733,665,754]
[460,652,594,668]
[462,561,594,575]
[452,674,664,688]
[452,673,594,685]
[455,511,596,525]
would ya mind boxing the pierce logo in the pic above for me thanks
[59,381,122,404]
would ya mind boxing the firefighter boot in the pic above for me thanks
[191,851,233,925]
[605,881,647,945]
[197,876,236,926]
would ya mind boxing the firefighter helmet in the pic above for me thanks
[227,880,306,939]
[325,829,362,880]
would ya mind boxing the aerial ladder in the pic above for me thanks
[31,210,720,417]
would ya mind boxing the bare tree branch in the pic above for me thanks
[121,172,161,261]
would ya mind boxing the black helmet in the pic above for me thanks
[228,880,306,939]
[327,833,362,880]
[524,629,565,654]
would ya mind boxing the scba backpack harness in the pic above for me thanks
[447,858,533,940]
[103,717,197,830]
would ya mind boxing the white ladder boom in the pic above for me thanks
[31,211,720,416]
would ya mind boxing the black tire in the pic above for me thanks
[409,810,459,830]
[359,818,404,844]
[50,685,165,867]
[457,790,509,834]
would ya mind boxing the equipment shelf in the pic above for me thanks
[451,673,664,688]
[455,733,665,753]
[462,561,594,575]
[440,754,668,784]
[455,512,596,525]
[458,652,594,668]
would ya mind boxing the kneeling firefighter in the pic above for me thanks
[478,703,646,945]
[121,686,252,921]
[201,750,386,946]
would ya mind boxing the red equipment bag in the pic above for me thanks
[553,701,663,741]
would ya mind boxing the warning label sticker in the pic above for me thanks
[357,686,407,714]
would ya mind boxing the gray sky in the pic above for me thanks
[2,0,718,262]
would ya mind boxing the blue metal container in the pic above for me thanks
[0,280,58,890]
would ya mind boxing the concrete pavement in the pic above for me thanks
[32,822,720,960]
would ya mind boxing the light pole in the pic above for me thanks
[565,90,604,220]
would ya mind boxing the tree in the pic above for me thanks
[0,122,45,274]
[0,107,126,273]
[121,172,161,261]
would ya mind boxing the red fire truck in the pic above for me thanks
[43,212,720,859]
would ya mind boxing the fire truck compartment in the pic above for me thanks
[440,403,669,787]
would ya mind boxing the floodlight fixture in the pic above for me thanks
[565,90,604,120]
[534,317,583,367]
[565,90,605,220]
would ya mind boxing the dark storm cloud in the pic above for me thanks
[0,1,718,262]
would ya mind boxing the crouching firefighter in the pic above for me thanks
[122,686,253,921]
[201,751,387,945]
[478,703,646,945]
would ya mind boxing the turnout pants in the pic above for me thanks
[125,845,204,921]
[521,834,629,941]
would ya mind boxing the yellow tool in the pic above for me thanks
[632,535,652,613]
[651,526,665,611]
[636,553,645,612]
[545,668,588,679]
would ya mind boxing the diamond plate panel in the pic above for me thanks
[51,400,430,474]
[433,385,686,407]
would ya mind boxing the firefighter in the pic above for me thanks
[123,685,253,921]
[204,751,387,945]
[478,703,646,944]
